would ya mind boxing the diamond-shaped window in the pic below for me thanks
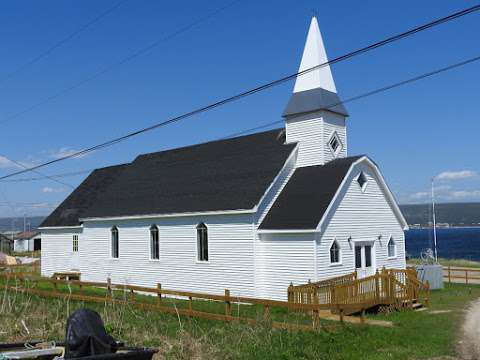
[357,172,368,191]
[328,132,342,156]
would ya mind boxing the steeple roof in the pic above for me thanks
[293,17,336,93]
[283,17,348,118]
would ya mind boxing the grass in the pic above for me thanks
[0,280,478,359]
[11,251,41,258]
[408,257,480,268]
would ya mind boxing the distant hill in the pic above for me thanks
[399,202,480,227]
[0,216,45,233]
[0,203,478,231]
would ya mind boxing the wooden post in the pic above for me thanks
[53,280,58,295]
[375,270,380,302]
[339,308,344,323]
[360,308,366,325]
[225,289,232,318]
[107,277,112,300]
[156,283,162,305]
[263,304,270,322]
[188,296,193,312]
[448,266,451,283]
[288,282,293,303]
[466,270,469,285]
[79,284,83,295]
[130,288,135,302]
[312,308,320,330]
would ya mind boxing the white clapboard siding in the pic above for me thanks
[255,233,315,300]
[41,229,81,277]
[323,113,347,163]
[317,162,406,280]
[79,213,256,297]
[285,112,324,167]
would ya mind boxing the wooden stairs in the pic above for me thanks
[288,268,430,315]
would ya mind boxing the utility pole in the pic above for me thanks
[431,178,438,263]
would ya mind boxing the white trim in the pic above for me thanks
[254,145,299,225]
[317,156,409,232]
[328,238,342,265]
[328,131,343,158]
[39,225,83,230]
[195,222,209,263]
[257,228,317,234]
[80,208,255,223]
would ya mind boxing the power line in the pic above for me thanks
[0,0,240,126]
[2,52,479,183]
[222,55,480,139]
[0,0,127,86]
[0,169,94,183]
[0,154,74,188]
[0,4,479,180]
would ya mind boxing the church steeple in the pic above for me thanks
[293,17,336,94]
[284,17,348,168]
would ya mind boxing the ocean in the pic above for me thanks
[405,227,480,261]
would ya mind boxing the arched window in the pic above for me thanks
[330,240,340,264]
[111,226,119,258]
[150,225,160,260]
[388,237,396,258]
[196,223,208,261]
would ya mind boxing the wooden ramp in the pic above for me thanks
[288,268,430,316]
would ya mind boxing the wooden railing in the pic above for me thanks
[0,271,376,332]
[444,266,480,284]
[288,268,429,314]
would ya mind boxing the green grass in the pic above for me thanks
[11,250,41,258]
[408,257,480,268]
[0,281,478,359]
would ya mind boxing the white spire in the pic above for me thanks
[293,17,337,94]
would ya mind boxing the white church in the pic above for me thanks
[40,18,407,300]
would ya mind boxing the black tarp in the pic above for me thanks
[65,309,117,358]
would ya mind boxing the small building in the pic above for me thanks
[0,233,13,255]
[13,231,41,253]
[40,17,407,300]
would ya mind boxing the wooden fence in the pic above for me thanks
[444,266,480,284]
[0,271,375,332]
[288,268,429,315]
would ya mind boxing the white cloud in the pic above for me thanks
[448,190,480,199]
[49,147,87,160]
[42,187,65,193]
[408,191,430,200]
[435,170,477,181]
[0,156,13,168]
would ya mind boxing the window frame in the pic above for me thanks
[357,171,368,192]
[387,236,397,258]
[328,131,343,157]
[329,239,341,266]
[72,234,79,253]
[111,226,119,259]
[196,223,209,263]
[150,225,160,261]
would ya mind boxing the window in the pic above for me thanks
[196,223,208,261]
[111,226,119,259]
[330,240,340,264]
[357,172,368,191]
[328,132,342,156]
[72,235,79,252]
[150,225,160,260]
[365,245,372,267]
[388,237,396,258]
[355,246,362,269]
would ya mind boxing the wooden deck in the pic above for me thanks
[288,268,430,315]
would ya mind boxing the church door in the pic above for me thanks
[354,243,375,278]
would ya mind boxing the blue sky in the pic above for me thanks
[0,0,479,217]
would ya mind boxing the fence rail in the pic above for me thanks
[444,266,480,284]
[0,271,378,332]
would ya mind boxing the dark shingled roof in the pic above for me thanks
[283,87,349,117]
[40,164,129,227]
[41,129,296,227]
[259,156,363,230]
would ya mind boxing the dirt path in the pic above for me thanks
[458,298,480,359]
